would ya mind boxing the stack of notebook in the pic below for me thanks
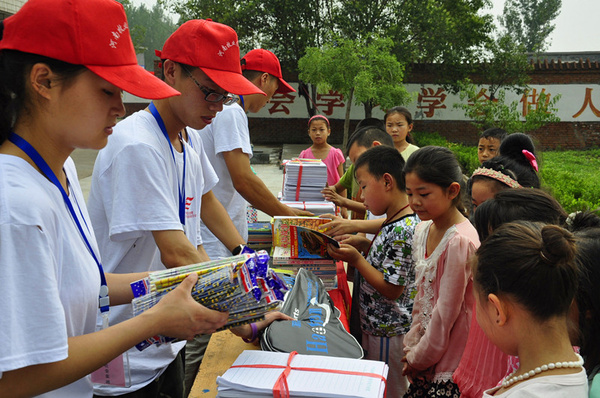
[279,200,336,216]
[281,158,328,202]
[270,216,338,290]
[216,350,388,398]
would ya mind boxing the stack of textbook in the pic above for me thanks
[270,216,338,290]
[216,350,388,398]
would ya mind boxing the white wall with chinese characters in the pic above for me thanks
[247,83,600,122]
[122,82,600,122]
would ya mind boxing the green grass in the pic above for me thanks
[539,150,600,213]
[412,132,600,213]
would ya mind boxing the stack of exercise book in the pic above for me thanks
[281,158,328,202]
[279,158,337,216]
[270,216,339,290]
[216,350,388,398]
[246,222,272,252]
[279,199,336,216]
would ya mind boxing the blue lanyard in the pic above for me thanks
[239,95,245,111]
[8,133,110,315]
[148,102,186,226]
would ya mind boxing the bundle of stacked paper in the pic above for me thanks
[279,200,336,216]
[216,350,388,398]
[281,158,328,202]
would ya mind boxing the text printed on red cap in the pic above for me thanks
[218,41,238,57]
[109,22,129,49]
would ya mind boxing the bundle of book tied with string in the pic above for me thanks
[280,158,336,216]
[129,251,288,351]
[270,216,339,291]
[247,222,273,252]
[216,350,388,398]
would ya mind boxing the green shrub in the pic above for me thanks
[411,132,600,213]
[412,131,449,147]
[412,132,479,175]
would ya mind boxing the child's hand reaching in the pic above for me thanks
[319,214,357,236]
[327,242,362,264]
[401,356,432,384]
[230,311,293,342]
[321,186,346,207]
[337,234,371,254]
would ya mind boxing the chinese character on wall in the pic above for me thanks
[417,87,447,118]
[573,88,600,118]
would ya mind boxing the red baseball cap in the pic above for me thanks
[241,49,295,94]
[0,0,179,100]
[156,19,265,96]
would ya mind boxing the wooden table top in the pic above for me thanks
[189,330,259,398]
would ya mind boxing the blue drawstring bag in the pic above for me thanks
[260,268,363,359]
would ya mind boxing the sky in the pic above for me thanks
[488,0,600,53]
[133,0,600,53]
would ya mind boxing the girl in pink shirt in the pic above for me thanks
[299,114,345,186]
[402,146,480,397]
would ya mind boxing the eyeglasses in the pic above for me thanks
[181,65,237,106]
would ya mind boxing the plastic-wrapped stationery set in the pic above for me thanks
[130,249,288,351]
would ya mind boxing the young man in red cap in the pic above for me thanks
[88,20,264,398]
[194,49,310,260]
[181,48,309,394]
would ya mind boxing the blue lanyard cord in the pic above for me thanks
[148,102,186,226]
[239,95,245,111]
[7,133,110,314]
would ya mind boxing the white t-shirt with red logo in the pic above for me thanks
[88,110,217,395]
[0,156,100,397]
[194,102,252,260]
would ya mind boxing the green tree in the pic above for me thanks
[158,0,264,50]
[123,2,178,71]
[453,79,561,133]
[161,0,493,118]
[499,0,562,52]
[299,35,411,150]
[159,0,335,115]
[452,30,561,134]
[472,34,532,100]
[332,0,493,95]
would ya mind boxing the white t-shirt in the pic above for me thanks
[194,102,252,259]
[88,110,216,395]
[0,156,101,398]
[483,369,588,397]
[365,210,386,241]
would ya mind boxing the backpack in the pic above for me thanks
[260,268,363,359]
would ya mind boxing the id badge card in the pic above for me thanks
[91,352,131,387]
[91,312,131,387]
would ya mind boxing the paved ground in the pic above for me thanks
[72,144,310,222]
